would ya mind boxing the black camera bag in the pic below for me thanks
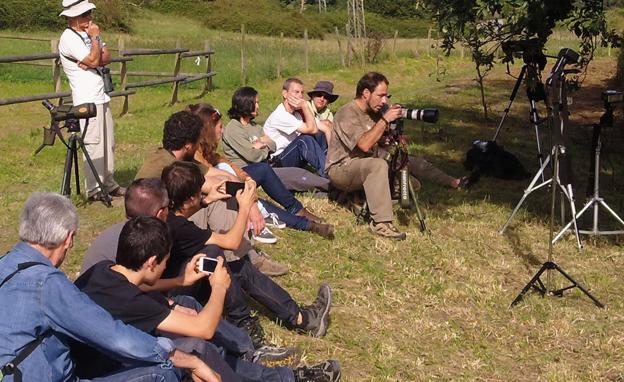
[463,140,530,183]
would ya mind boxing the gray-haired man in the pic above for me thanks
[0,192,219,381]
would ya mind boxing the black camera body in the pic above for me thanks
[501,38,548,70]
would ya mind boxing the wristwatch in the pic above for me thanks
[93,35,106,47]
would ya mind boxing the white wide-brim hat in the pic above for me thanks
[59,0,97,17]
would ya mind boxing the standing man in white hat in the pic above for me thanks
[58,0,125,202]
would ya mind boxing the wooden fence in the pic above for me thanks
[0,35,216,116]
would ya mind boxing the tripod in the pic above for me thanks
[552,102,624,240]
[355,146,428,233]
[61,120,112,207]
[500,54,581,249]
[36,116,112,207]
[510,146,604,308]
[493,62,548,176]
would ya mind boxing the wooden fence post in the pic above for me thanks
[205,40,213,93]
[117,37,130,116]
[277,32,284,78]
[241,24,247,86]
[335,27,344,67]
[50,39,62,94]
[345,24,352,67]
[304,29,309,74]
[427,27,432,57]
[392,30,398,59]
[169,49,182,106]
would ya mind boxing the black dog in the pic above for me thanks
[463,140,530,184]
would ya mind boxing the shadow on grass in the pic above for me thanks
[502,227,543,271]
[115,166,139,187]
[395,74,624,235]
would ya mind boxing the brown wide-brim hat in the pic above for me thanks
[307,81,339,103]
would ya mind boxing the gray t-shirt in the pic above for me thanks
[325,100,378,172]
[80,222,124,274]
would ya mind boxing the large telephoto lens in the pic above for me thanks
[402,108,439,123]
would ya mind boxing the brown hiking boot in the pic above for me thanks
[296,207,325,223]
[309,221,334,239]
[369,221,406,241]
[251,251,289,276]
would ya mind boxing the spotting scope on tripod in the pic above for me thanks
[36,100,112,206]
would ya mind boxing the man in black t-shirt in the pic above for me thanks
[76,217,341,382]
[162,161,334,342]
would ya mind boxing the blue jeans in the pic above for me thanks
[171,296,295,382]
[227,256,301,328]
[86,365,181,382]
[243,162,303,214]
[182,248,301,330]
[273,135,326,177]
[313,131,328,153]
[261,199,310,231]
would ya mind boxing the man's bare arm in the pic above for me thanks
[357,105,403,152]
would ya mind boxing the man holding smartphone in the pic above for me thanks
[58,0,124,201]
[75,217,341,382]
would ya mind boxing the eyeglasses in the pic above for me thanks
[212,109,221,118]
[80,10,92,17]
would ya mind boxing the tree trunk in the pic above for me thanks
[475,63,489,121]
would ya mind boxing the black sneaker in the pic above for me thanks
[298,284,332,337]
[294,360,341,382]
[246,345,302,368]
[238,316,267,348]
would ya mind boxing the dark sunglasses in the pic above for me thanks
[312,93,330,100]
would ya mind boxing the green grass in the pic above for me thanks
[2,10,624,382]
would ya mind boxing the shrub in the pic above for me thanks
[0,0,133,32]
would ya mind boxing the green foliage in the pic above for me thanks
[145,0,430,38]
[0,0,64,30]
[423,0,619,118]
[0,0,134,32]
[365,0,423,18]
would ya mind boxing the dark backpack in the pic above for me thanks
[463,140,530,183]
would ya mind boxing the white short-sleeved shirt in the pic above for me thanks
[58,29,109,105]
[263,103,304,156]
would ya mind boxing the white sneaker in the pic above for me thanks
[252,227,278,244]
[264,213,286,229]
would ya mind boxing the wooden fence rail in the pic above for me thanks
[0,37,216,116]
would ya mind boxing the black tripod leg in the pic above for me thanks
[549,262,604,308]
[510,262,550,307]
[75,136,112,207]
[61,136,76,196]
[73,140,81,195]
[408,179,427,233]
[493,65,527,142]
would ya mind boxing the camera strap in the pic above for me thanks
[0,261,50,382]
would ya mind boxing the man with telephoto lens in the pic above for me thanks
[58,0,125,201]
[326,72,466,240]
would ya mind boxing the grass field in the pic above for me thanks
[2,10,624,382]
